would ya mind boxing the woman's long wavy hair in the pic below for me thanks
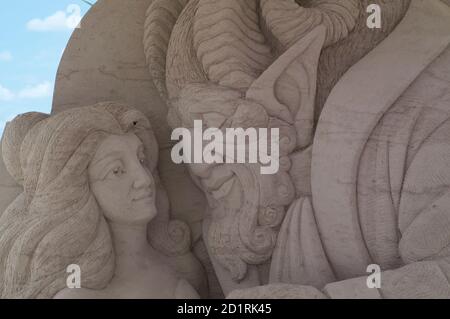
[0,102,191,298]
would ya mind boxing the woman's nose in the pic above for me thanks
[132,162,153,189]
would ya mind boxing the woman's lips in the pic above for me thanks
[133,189,153,201]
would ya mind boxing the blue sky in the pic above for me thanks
[0,0,96,135]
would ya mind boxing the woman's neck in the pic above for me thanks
[109,222,156,279]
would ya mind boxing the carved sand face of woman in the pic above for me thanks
[0,103,193,298]
[88,133,157,226]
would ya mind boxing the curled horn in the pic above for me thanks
[193,0,273,92]
[143,0,189,105]
[260,0,361,51]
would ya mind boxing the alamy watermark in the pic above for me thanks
[66,264,81,289]
[367,4,382,29]
[66,4,82,29]
[171,120,280,175]
[366,264,381,289]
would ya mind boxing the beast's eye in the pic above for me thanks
[138,150,147,166]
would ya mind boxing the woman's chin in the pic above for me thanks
[133,202,158,223]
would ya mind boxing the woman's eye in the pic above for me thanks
[111,167,124,177]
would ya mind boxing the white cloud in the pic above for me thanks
[0,51,12,62]
[27,5,82,32]
[18,81,53,99]
[0,82,53,102]
[0,84,14,101]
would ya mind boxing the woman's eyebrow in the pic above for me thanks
[91,151,123,167]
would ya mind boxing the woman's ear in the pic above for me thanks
[246,26,326,149]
